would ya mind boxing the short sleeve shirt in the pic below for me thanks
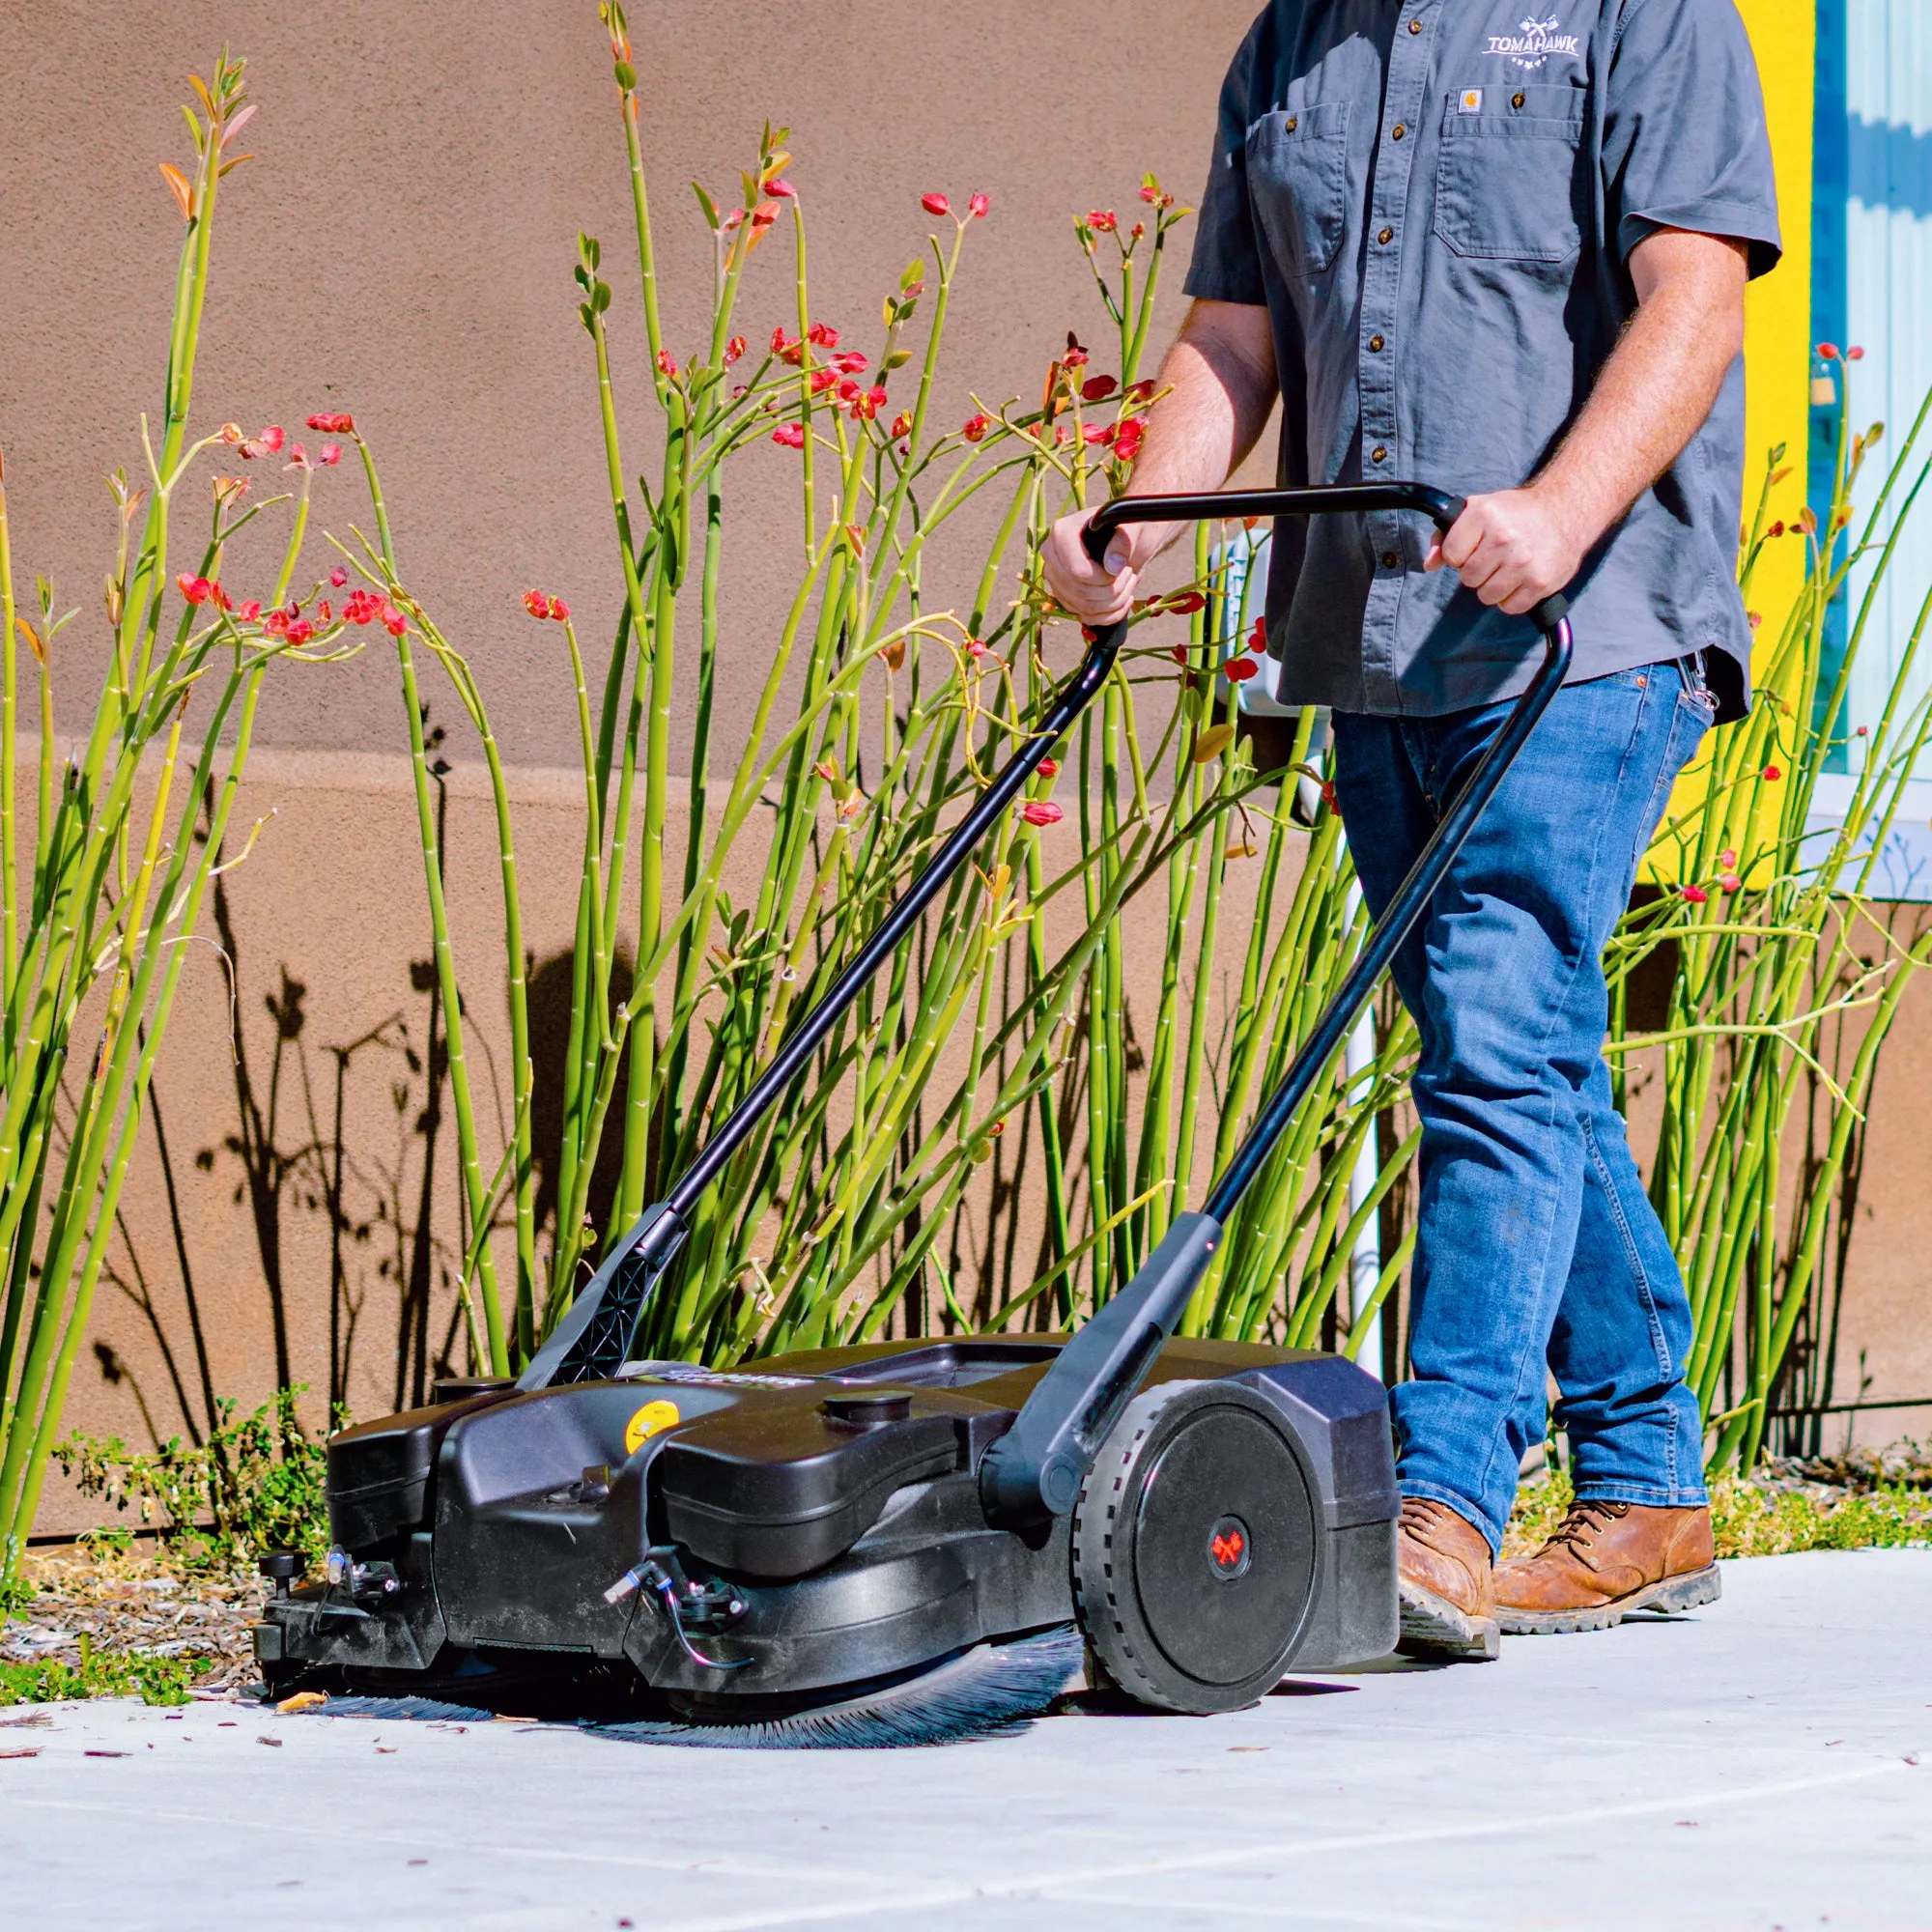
[1183,0,1781,722]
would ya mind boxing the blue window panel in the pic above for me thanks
[1837,0,1932,798]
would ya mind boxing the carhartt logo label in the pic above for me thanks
[1459,88,1484,114]
[1486,15,1581,69]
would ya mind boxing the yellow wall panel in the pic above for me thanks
[1735,0,1817,635]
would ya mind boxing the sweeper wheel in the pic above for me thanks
[1071,1379,1321,1713]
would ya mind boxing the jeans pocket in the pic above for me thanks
[1433,86,1584,263]
[1249,100,1351,280]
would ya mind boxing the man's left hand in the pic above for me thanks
[1424,487,1584,616]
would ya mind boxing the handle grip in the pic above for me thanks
[1084,482,1570,636]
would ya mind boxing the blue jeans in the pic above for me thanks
[1332,660,1715,1552]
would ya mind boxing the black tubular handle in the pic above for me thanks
[980,481,1573,1526]
[663,631,1121,1218]
[1086,481,1571,636]
[1204,607,1571,1220]
[532,481,1569,1391]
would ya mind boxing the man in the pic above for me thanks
[1042,0,1779,1659]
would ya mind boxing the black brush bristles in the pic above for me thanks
[596,1626,1085,1749]
[297,1627,1085,1750]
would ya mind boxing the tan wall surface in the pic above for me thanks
[0,0,1256,773]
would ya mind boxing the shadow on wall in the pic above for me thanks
[96,931,624,1446]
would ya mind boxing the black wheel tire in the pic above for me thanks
[1072,1378,1320,1714]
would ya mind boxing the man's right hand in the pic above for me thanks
[1039,509,1144,626]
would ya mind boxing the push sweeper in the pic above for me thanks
[255,484,1571,1745]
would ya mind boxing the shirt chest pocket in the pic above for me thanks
[1433,88,1585,263]
[1248,100,1352,281]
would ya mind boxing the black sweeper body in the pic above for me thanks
[258,484,1573,1725]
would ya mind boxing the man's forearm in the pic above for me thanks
[1429,228,1748,615]
[1533,234,1749,552]
[1111,300,1279,570]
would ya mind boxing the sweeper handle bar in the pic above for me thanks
[521,483,1562,1393]
[979,488,1573,1527]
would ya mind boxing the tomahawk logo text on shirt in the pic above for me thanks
[1485,15,1583,69]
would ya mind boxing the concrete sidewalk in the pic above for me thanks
[1,1549,1926,1931]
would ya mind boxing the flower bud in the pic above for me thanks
[921,191,951,217]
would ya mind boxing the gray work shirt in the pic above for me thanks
[1183,0,1781,721]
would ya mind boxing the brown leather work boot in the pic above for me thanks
[1396,1495,1500,1662]
[1494,1497,1720,1634]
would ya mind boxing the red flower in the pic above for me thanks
[329,566,349,587]
[921,191,951,217]
[966,636,987,658]
[238,423,285,460]
[772,327,805,366]
[1086,210,1118,233]
[1125,380,1157,404]
[379,602,406,638]
[968,192,990,219]
[1719,872,1742,895]
[807,322,840,348]
[1081,374,1119,403]
[285,617,315,646]
[831,350,868,375]
[1113,417,1147,462]
[962,412,990,442]
[318,599,332,622]
[750,200,781,234]
[1720,849,1737,868]
[1164,590,1207,615]
[236,600,261,621]
[889,412,912,440]
[524,588,550,618]
[319,443,341,466]
[1172,645,1191,666]
[1129,220,1145,241]
[656,350,679,378]
[1762,764,1782,781]
[763,177,795,199]
[259,425,285,452]
[343,589,381,626]
[1225,657,1261,682]
[1082,422,1116,446]
[809,368,839,395]
[1021,800,1063,826]
[1818,342,1838,360]
[771,422,806,448]
[1249,615,1267,649]
[724,335,747,365]
[1847,345,1865,361]
[1037,758,1059,778]
[177,574,213,605]
[1681,883,1709,904]
[285,442,308,468]
[305,412,355,434]
[548,596,570,622]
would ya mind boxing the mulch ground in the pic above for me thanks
[3,1548,262,1697]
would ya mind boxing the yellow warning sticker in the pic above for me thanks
[624,1399,681,1454]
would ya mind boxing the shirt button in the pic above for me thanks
[1286,115,1298,132]
[1512,92,1525,109]
[1392,123,1406,140]
[1378,226,1394,245]
[1408,15,1422,30]
[1371,445,1388,464]
[1369,334,1385,352]
[1380,551,1400,569]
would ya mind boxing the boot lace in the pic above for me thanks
[1541,1496,1629,1555]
